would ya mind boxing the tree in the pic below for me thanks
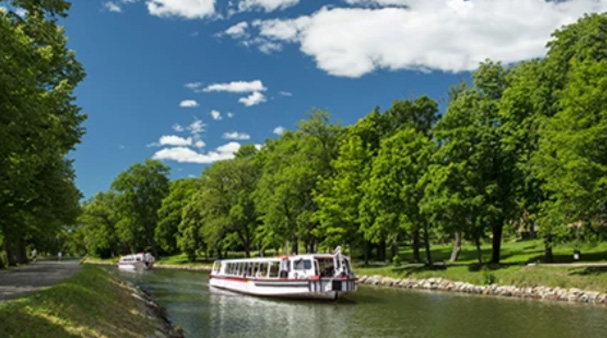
[156,178,199,255]
[360,128,436,264]
[78,192,119,258]
[314,132,370,256]
[0,1,85,265]
[256,111,340,254]
[112,160,170,256]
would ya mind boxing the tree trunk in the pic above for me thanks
[529,221,536,240]
[450,231,462,262]
[491,224,503,264]
[3,235,17,266]
[291,235,298,255]
[412,228,421,263]
[363,241,369,267]
[377,240,386,261]
[244,243,251,258]
[391,242,398,261]
[216,248,223,259]
[475,237,483,265]
[16,237,28,264]
[544,234,553,263]
[423,223,433,266]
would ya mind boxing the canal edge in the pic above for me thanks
[357,275,607,306]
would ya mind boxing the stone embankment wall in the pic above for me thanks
[357,275,607,306]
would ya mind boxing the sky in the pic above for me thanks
[56,0,607,199]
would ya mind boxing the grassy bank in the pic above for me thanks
[0,266,160,338]
[356,239,607,293]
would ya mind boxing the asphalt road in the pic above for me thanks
[0,260,82,302]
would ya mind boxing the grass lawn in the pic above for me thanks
[355,239,607,293]
[0,266,157,338]
[156,253,213,267]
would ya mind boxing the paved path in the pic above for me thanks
[0,260,82,302]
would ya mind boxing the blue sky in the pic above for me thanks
[59,0,607,198]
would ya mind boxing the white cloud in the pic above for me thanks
[279,91,292,96]
[210,110,222,120]
[203,80,266,93]
[179,99,199,108]
[184,82,202,90]
[223,131,251,140]
[119,144,126,150]
[237,0,300,12]
[152,142,241,164]
[227,112,234,118]
[187,118,206,135]
[194,140,206,148]
[104,1,122,12]
[224,21,249,38]
[172,123,185,132]
[159,135,192,146]
[273,126,285,135]
[238,91,266,106]
[231,1,607,77]
[146,0,215,19]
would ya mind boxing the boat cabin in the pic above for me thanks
[212,254,354,280]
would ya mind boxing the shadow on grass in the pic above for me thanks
[568,266,607,276]
[525,251,607,265]
[0,304,80,338]
[466,263,519,272]
[390,264,448,277]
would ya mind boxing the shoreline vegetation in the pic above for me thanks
[0,266,184,338]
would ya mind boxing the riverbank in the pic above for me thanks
[82,257,212,271]
[357,273,607,306]
[0,265,184,338]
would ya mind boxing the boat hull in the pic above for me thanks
[117,262,153,270]
[209,275,355,300]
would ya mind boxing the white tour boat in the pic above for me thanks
[209,248,356,300]
[118,252,155,270]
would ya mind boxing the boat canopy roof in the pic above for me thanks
[215,254,342,264]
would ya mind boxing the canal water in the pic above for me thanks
[112,268,607,338]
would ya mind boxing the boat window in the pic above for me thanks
[254,263,260,277]
[259,263,268,277]
[293,259,312,270]
[268,262,279,278]
[247,263,253,276]
[317,258,335,277]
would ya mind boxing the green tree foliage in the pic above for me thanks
[155,178,200,255]
[315,133,370,251]
[0,0,85,265]
[361,128,436,264]
[112,160,170,255]
[256,111,340,254]
[177,145,262,261]
[78,192,119,258]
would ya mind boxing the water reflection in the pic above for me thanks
[112,268,607,338]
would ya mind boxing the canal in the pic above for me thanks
[112,268,607,338]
